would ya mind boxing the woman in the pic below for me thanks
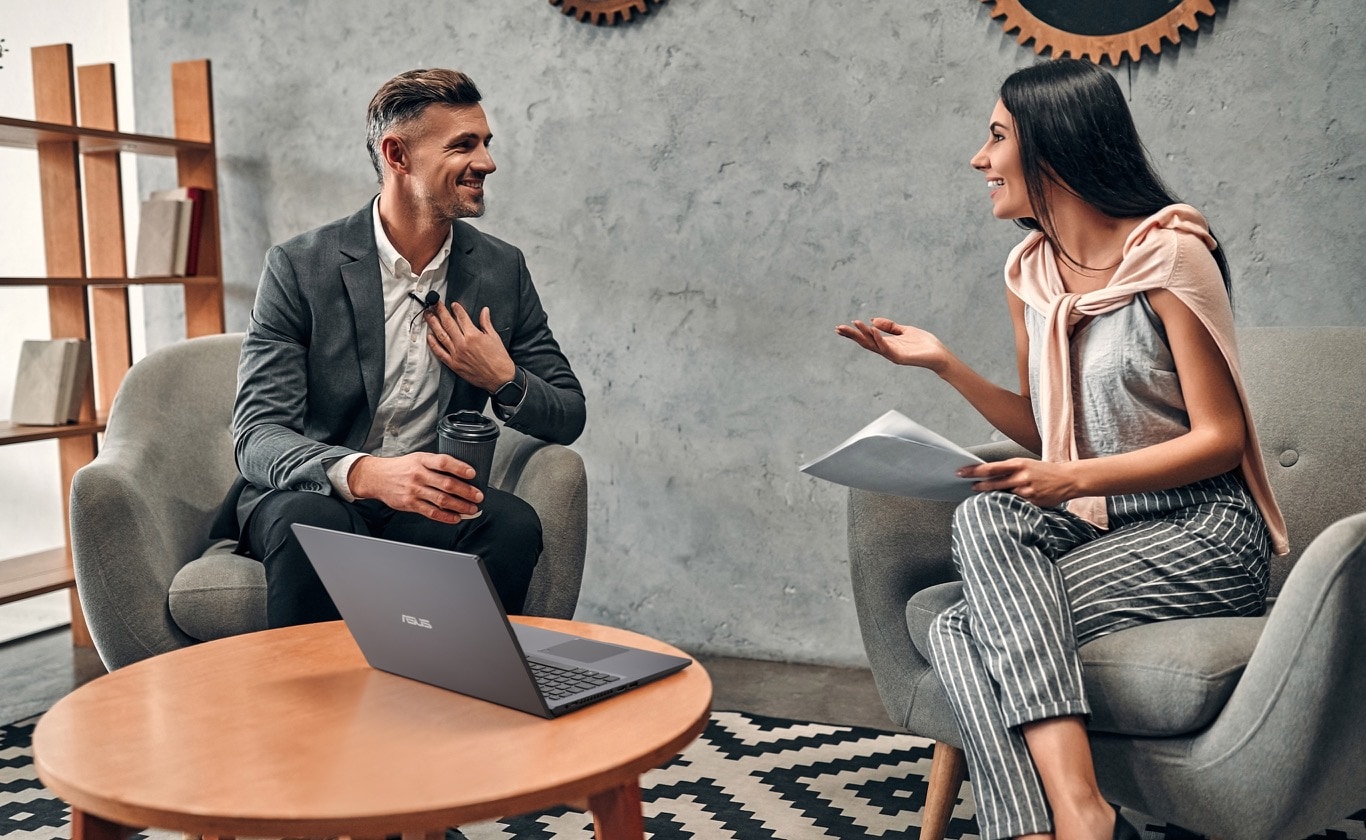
[837,59,1287,840]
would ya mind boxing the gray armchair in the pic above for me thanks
[71,333,588,671]
[847,326,1366,839]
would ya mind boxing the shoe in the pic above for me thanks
[1112,805,1141,840]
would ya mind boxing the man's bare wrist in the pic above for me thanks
[347,454,373,499]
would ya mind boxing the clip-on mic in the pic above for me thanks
[408,289,440,308]
[408,289,440,329]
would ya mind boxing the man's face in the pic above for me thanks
[400,103,497,221]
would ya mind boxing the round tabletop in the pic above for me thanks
[34,618,712,838]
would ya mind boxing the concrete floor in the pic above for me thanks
[0,625,894,731]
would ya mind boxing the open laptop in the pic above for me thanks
[290,523,692,718]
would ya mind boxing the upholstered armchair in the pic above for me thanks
[71,333,588,671]
[846,326,1366,839]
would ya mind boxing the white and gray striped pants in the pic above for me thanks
[926,472,1271,840]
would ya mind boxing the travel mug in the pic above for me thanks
[436,410,500,519]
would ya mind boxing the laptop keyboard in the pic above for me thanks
[528,659,617,701]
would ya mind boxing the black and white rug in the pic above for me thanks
[3,711,1363,839]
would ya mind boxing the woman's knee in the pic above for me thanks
[953,491,1029,533]
[951,491,1037,557]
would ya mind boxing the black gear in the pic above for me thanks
[549,0,661,26]
[984,0,1215,65]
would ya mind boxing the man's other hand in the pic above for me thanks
[347,452,483,523]
[426,302,516,392]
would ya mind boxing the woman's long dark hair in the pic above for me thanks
[999,59,1232,295]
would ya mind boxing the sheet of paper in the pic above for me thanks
[800,409,985,502]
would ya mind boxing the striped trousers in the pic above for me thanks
[926,472,1271,840]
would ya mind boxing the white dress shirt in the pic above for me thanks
[324,199,453,501]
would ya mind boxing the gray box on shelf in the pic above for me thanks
[132,197,187,278]
[10,339,90,425]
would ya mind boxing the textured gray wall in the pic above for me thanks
[129,0,1365,664]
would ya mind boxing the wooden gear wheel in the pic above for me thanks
[549,0,664,26]
[983,0,1217,65]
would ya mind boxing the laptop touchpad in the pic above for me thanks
[542,639,629,663]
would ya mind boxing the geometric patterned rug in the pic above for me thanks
[4,711,1364,839]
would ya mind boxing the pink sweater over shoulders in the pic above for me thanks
[1003,204,1289,556]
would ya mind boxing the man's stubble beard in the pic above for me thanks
[427,192,485,223]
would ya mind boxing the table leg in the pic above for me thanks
[588,780,644,840]
[69,810,134,840]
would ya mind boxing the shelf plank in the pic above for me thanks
[0,274,221,288]
[174,59,225,336]
[0,548,75,605]
[0,116,213,156]
[79,63,133,417]
[0,418,106,445]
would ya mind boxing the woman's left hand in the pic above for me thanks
[957,459,1080,508]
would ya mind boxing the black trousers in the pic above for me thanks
[245,487,542,628]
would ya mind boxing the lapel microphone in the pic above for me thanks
[408,289,440,308]
[408,289,440,330]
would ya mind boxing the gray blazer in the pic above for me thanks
[226,199,585,530]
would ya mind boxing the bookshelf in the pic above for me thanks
[0,44,223,647]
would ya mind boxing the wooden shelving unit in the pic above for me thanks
[0,44,223,647]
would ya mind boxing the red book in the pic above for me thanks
[149,186,206,275]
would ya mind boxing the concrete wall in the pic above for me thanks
[127,0,1365,664]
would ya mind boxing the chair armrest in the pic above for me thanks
[1094,511,1366,837]
[70,457,201,669]
[847,488,959,731]
[491,426,588,619]
[1202,511,1366,828]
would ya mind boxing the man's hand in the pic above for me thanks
[347,452,483,523]
[957,459,1081,509]
[425,302,516,392]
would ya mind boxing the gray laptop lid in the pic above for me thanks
[290,524,690,718]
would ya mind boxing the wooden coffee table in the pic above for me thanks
[34,617,712,840]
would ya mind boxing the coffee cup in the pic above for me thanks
[436,411,500,519]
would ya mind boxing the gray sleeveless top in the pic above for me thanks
[1025,294,1190,459]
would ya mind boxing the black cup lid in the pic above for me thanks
[438,410,499,442]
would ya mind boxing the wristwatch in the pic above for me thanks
[492,368,526,407]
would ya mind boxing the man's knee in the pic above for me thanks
[479,490,543,557]
[250,490,365,551]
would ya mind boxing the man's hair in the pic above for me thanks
[366,69,483,183]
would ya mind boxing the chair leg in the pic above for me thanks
[920,741,968,840]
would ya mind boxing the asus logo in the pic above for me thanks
[401,614,432,629]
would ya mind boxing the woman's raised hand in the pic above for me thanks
[836,317,949,373]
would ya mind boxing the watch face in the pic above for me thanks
[496,377,524,405]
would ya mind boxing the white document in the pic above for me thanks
[800,409,985,502]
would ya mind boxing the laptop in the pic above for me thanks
[290,523,692,718]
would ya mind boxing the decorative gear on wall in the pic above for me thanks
[550,0,664,26]
[982,0,1217,65]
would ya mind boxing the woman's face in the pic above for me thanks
[970,99,1031,220]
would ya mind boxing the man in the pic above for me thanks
[224,68,585,627]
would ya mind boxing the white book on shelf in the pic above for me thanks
[10,339,91,425]
[132,197,186,277]
[150,188,196,276]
